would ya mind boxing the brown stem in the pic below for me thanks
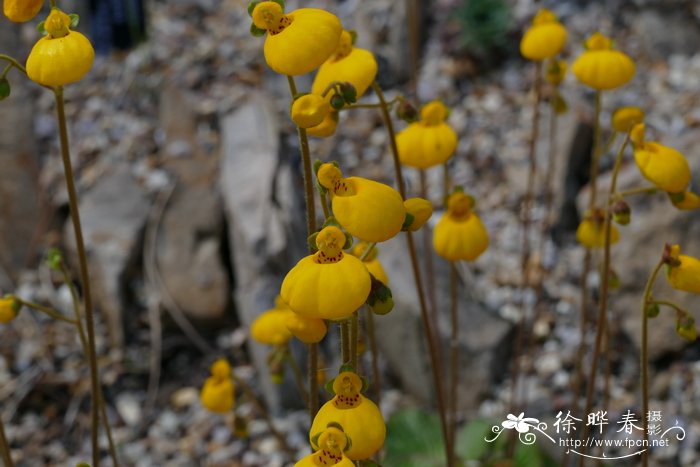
[448,262,459,467]
[419,170,438,321]
[365,310,381,404]
[350,312,359,370]
[284,346,309,406]
[55,86,101,467]
[340,320,351,365]
[0,412,14,467]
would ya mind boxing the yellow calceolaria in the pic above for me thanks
[312,30,378,101]
[631,124,691,193]
[251,2,342,76]
[396,101,458,169]
[519,9,567,61]
[666,245,700,294]
[3,0,43,22]
[295,426,355,467]
[285,312,327,344]
[433,192,489,261]
[291,94,330,129]
[612,106,645,133]
[575,209,620,249]
[250,306,294,346]
[200,358,235,413]
[310,372,386,461]
[281,226,371,320]
[545,59,567,86]
[571,32,635,90]
[0,296,19,324]
[26,8,95,87]
[403,197,433,232]
[352,242,389,285]
[669,191,700,210]
[317,163,406,243]
[307,111,339,138]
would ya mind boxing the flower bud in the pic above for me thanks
[339,82,357,104]
[366,276,394,315]
[676,314,697,341]
[330,93,345,110]
[612,199,631,225]
[396,100,418,123]
[645,303,660,318]
[0,296,20,324]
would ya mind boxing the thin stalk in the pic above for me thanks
[588,91,603,208]
[640,259,665,467]
[350,312,359,370]
[0,413,14,467]
[55,86,101,467]
[16,299,77,325]
[287,75,319,422]
[373,81,452,466]
[284,347,309,406]
[419,170,438,321]
[647,300,685,312]
[320,192,331,219]
[616,186,657,198]
[340,320,351,365]
[0,54,27,75]
[448,262,459,467]
[365,309,381,404]
[577,136,629,465]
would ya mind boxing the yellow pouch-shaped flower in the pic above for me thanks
[572,33,635,90]
[0,296,19,323]
[296,426,355,467]
[291,94,330,129]
[397,101,458,169]
[307,111,339,138]
[250,307,294,345]
[575,211,620,249]
[519,9,567,61]
[352,242,389,285]
[252,2,342,76]
[612,106,644,133]
[26,9,95,87]
[3,0,43,22]
[634,142,691,193]
[312,31,378,101]
[433,192,489,261]
[666,245,700,294]
[200,359,235,413]
[669,191,700,210]
[281,226,371,320]
[310,372,386,461]
[403,197,433,231]
[318,164,406,243]
[285,313,327,344]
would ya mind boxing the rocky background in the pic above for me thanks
[1,0,700,465]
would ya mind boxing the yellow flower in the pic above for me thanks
[26,8,95,87]
[433,192,489,261]
[519,9,567,61]
[571,32,635,90]
[312,30,378,102]
[396,101,458,169]
[291,94,331,129]
[251,2,342,76]
[545,59,567,86]
[3,0,43,22]
[669,191,700,210]
[575,209,620,249]
[0,296,19,324]
[317,163,406,242]
[307,111,339,138]
[666,245,700,294]
[403,198,433,232]
[612,106,645,133]
[285,312,327,344]
[200,358,235,413]
[250,307,294,345]
[281,226,371,320]
[352,242,389,285]
[310,372,386,460]
[632,126,691,193]
[295,425,355,467]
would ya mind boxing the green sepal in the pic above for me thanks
[46,248,63,271]
[330,93,345,110]
[313,159,325,175]
[271,0,285,9]
[324,378,335,396]
[8,296,21,314]
[340,82,357,104]
[669,191,685,204]
[69,14,80,28]
[401,212,415,231]
[349,30,358,45]
[247,1,261,17]
[453,186,465,193]
[645,303,660,318]
[36,21,47,36]
[310,431,322,450]
[338,363,355,374]
[322,216,341,229]
[250,23,266,37]
[0,78,10,101]
[308,232,319,251]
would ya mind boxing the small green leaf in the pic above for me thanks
[36,21,47,36]
[455,418,493,460]
[247,1,261,17]
[330,93,345,110]
[401,212,415,231]
[46,248,63,271]
[250,23,266,37]
[69,14,80,28]
[384,408,445,467]
[307,232,319,251]
[0,78,10,101]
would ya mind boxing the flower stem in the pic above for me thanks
[350,312,359,370]
[287,75,320,422]
[16,298,77,325]
[616,185,657,198]
[340,320,351,365]
[0,413,14,467]
[365,309,381,404]
[54,86,101,467]
[373,81,452,466]
[0,54,27,76]
[284,346,309,406]
[448,262,459,467]
[640,258,665,467]
[419,169,438,323]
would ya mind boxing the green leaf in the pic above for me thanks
[36,21,47,36]
[250,23,266,37]
[455,418,493,460]
[0,78,10,101]
[383,408,445,467]
[247,1,261,17]
[69,14,80,28]
[513,442,558,467]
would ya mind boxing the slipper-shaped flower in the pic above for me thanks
[396,101,458,169]
[433,192,489,261]
[519,9,567,61]
[572,32,635,90]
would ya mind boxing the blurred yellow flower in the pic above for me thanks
[250,307,294,345]
[285,313,327,344]
[0,296,19,324]
[200,358,235,413]
[519,9,567,61]
[632,125,691,193]
[669,191,700,210]
[397,101,458,169]
[612,106,645,133]
[571,32,635,90]
[403,197,433,232]
[3,0,43,22]
[575,209,620,249]
[545,59,567,86]
[666,245,700,294]
[433,192,489,261]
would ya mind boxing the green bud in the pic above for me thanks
[340,82,357,104]
[612,200,631,225]
[645,303,660,318]
[0,78,10,101]
[46,248,63,271]
[396,100,418,122]
[250,23,266,37]
[330,93,345,110]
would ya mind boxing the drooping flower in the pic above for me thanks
[403,198,433,232]
[612,106,645,133]
[310,372,386,461]
[571,32,635,90]
[250,1,342,76]
[285,312,327,344]
[0,296,19,324]
[575,209,620,249]
[250,304,294,346]
[631,124,691,193]
[396,101,458,169]
[295,425,355,467]
[665,244,700,294]
[519,9,567,61]
[26,8,95,86]
[3,0,44,22]
[433,191,489,261]
[200,358,235,413]
[317,163,406,243]
[312,30,378,102]
[668,191,700,210]
[291,94,331,129]
[281,226,371,320]
[352,242,389,285]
